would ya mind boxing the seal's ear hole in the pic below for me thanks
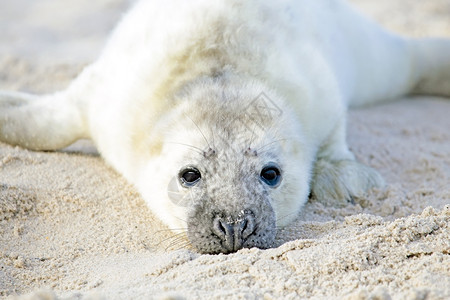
[260,163,282,188]
[179,167,201,187]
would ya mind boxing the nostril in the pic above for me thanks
[241,214,255,239]
[218,220,226,235]
[213,216,233,239]
[241,219,248,232]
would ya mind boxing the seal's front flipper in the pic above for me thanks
[310,117,384,205]
[311,158,384,205]
[0,90,88,151]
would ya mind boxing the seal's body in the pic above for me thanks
[1,0,450,253]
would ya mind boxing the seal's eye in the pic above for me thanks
[260,163,282,187]
[179,167,201,187]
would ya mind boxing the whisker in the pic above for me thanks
[166,142,204,154]
[185,114,211,149]
[154,229,187,244]
[209,121,216,150]
[165,236,190,250]
[169,241,194,252]
[247,123,257,147]
[147,231,186,252]
[168,235,190,245]
[276,211,298,224]
[157,231,186,241]
[164,236,194,252]
[251,112,276,148]
[182,241,195,250]
[256,138,287,153]
[153,228,188,234]
[171,215,189,224]
[156,232,188,247]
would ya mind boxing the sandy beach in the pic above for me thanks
[0,0,449,299]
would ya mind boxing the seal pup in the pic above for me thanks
[1,0,449,254]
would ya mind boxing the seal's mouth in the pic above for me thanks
[210,210,257,254]
[187,209,277,254]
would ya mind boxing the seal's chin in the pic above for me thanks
[187,208,277,254]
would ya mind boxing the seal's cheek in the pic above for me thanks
[269,163,312,227]
[167,175,194,208]
[135,159,191,231]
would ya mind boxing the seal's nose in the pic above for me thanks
[212,211,256,253]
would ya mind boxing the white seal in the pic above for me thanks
[1,0,449,253]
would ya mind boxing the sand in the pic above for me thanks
[0,0,449,299]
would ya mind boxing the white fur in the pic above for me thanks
[1,0,450,234]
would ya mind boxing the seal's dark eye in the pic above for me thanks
[260,163,282,187]
[179,167,201,187]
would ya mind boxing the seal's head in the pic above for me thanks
[137,76,312,254]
